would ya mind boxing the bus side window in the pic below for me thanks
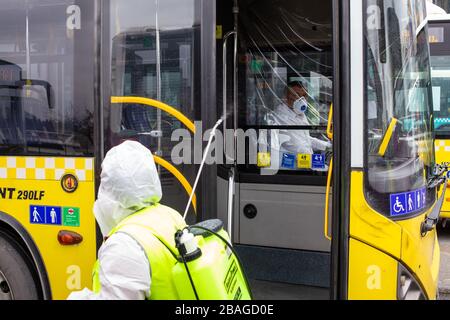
[0,2,95,156]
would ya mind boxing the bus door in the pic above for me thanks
[102,1,202,223]
[429,17,450,222]
[216,0,333,293]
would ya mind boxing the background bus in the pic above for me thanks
[429,11,450,224]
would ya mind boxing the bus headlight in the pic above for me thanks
[398,264,425,300]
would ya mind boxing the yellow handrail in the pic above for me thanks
[110,96,197,214]
[111,96,196,133]
[327,103,333,140]
[153,155,197,213]
[378,117,398,157]
[324,103,333,240]
[324,158,332,241]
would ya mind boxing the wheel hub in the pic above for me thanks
[0,270,13,300]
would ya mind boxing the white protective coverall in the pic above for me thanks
[67,140,162,300]
[273,102,331,155]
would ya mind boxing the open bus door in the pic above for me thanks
[216,0,333,296]
[215,0,441,299]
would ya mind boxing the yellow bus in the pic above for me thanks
[0,0,443,300]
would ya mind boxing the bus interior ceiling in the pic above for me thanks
[215,0,333,299]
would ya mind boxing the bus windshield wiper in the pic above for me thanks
[421,164,448,236]
[427,163,448,189]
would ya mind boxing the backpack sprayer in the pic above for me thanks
[170,117,253,300]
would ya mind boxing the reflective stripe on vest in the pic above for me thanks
[92,204,187,300]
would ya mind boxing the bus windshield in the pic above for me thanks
[364,0,435,218]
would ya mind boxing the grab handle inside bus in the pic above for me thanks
[324,103,333,240]
[324,158,332,241]
[378,117,398,157]
[326,104,333,140]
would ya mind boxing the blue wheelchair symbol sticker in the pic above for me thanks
[390,194,407,216]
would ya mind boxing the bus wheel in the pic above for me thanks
[0,231,40,300]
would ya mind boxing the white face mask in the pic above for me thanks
[293,97,308,114]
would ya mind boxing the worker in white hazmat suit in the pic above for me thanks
[272,81,331,155]
[67,140,186,300]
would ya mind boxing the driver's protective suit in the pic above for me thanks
[272,102,331,155]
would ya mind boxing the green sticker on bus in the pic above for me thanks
[62,207,80,227]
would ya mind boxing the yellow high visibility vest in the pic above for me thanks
[92,204,187,299]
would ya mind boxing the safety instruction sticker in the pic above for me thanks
[63,207,80,227]
[281,153,296,169]
[312,154,325,169]
[30,205,80,227]
[390,188,426,217]
[257,153,271,167]
[297,154,311,169]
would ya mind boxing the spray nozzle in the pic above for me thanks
[175,228,201,261]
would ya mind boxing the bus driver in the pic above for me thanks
[273,81,331,155]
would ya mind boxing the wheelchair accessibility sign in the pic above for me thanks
[390,188,426,217]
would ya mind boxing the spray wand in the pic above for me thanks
[182,117,224,220]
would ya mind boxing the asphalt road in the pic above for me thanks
[438,224,450,300]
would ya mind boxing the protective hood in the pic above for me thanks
[94,140,162,236]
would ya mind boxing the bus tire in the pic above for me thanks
[0,231,40,300]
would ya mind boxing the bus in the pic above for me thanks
[0,0,442,300]
[428,10,450,227]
